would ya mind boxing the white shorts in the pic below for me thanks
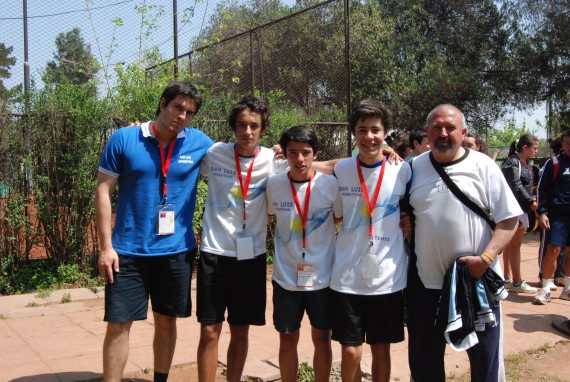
[518,213,529,229]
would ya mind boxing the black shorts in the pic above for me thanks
[272,280,331,333]
[104,250,196,323]
[197,251,266,326]
[331,290,405,346]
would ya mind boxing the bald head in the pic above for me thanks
[425,104,467,163]
[426,104,466,129]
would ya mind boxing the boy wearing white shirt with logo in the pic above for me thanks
[267,126,342,382]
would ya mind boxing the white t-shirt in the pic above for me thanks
[200,143,288,257]
[331,156,412,295]
[267,171,342,291]
[409,150,523,289]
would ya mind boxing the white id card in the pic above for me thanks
[157,204,175,235]
[236,236,254,260]
[297,264,315,288]
[361,252,380,279]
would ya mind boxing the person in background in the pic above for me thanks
[404,128,430,163]
[538,137,567,289]
[462,131,489,155]
[96,80,213,382]
[534,130,570,305]
[267,125,342,382]
[500,134,540,293]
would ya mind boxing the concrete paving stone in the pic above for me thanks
[46,353,103,379]
[0,343,43,369]
[125,346,155,374]
[45,289,98,304]
[0,361,56,382]
[241,359,281,382]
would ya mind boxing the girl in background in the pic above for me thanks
[501,133,540,293]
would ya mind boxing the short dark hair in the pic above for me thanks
[155,80,202,117]
[278,125,319,156]
[349,99,393,134]
[409,129,427,149]
[228,95,270,132]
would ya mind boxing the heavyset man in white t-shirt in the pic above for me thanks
[266,125,342,382]
[330,99,412,382]
[406,104,521,382]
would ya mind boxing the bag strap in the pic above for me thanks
[429,152,496,230]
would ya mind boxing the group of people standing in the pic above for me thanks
[498,131,570,307]
[96,79,561,382]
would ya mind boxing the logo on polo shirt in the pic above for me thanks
[179,155,194,164]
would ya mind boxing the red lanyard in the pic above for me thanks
[356,157,386,246]
[289,171,314,261]
[235,145,259,230]
[152,124,176,203]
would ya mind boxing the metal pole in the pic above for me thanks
[23,0,30,104]
[344,0,352,157]
[250,32,255,92]
[173,0,179,78]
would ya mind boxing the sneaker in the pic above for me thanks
[533,289,552,305]
[504,279,513,289]
[555,277,566,287]
[510,280,537,294]
[560,290,570,301]
[541,279,558,291]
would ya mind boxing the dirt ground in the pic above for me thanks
[119,340,570,382]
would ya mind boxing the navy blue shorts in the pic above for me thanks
[331,290,405,346]
[272,280,331,333]
[548,211,570,247]
[104,250,196,323]
[196,251,266,326]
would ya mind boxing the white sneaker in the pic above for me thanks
[533,289,552,305]
[560,290,570,301]
[510,281,537,294]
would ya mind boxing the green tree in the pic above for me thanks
[506,0,570,132]
[44,28,99,85]
[0,43,16,101]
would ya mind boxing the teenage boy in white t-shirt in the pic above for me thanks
[331,99,411,382]
[197,97,341,382]
[267,126,342,382]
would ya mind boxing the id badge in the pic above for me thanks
[297,264,315,288]
[157,204,175,235]
[361,249,380,279]
[236,236,254,260]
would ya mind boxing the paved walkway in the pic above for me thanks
[1,232,570,381]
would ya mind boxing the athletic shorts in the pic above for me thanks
[272,280,331,333]
[197,251,266,326]
[330,290,405,346]
[104,250,196,323]
[548,211,570,247]
[518,212,529,229]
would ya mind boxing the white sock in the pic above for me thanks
[542,278,554,292]
[565,277,570,291]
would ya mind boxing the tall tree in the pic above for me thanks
[505,0,569,131]
[44,28,99,85]
[0,43,16,100]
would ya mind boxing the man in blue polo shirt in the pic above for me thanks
[95,80,214,382]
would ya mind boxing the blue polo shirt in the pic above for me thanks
[98,121,214,256]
